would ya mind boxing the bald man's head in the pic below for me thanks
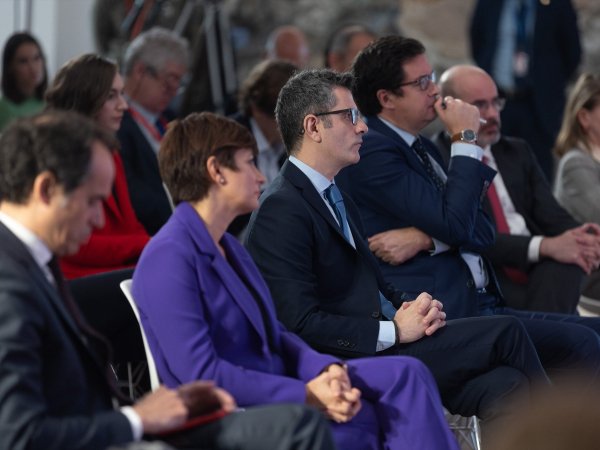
[440,65,503,147]
[265,25,310,68]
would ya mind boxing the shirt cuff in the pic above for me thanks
[450,142,483,160]
[376,321,396,352]
[528,236,544,262]
[431,238,451,255]
[120,406,143,441]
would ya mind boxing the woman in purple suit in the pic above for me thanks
[132,111,459,450]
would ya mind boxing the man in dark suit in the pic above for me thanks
[0,112,336,450]
[431,65,600,313]
[118,28,189,235]
[246,68,551,427]
[335,36,600,385]
[470,0,581,181]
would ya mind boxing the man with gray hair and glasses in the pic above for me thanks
[118,27,189,235]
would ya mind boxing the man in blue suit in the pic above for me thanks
[246,68,553,431]
[336,35,600,382]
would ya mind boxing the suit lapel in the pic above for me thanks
[178,205,272,353]
[491,140,526,216]
[0,223,107,371]
[282,161,355,248]
[366,116,439,182]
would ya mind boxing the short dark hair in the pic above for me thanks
[159,112,257,204]
[275,69,354,155]
[351,36,426,116]
[238,59,298,117]
[1,32,48,103]
[0,111,117,204]
[45,54,117,119]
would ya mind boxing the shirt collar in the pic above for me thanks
[126,96,159,124]
[289,156,333,195]
[0,211,53,269]
[377,115,417,146]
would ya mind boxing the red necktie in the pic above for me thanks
[483,157,528,285]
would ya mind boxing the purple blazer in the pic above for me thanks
[132,202,337,407]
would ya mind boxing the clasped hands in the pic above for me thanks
[306,364,362,423]
[394,292,446,343]
[540,223,600,274]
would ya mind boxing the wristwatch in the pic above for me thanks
[451,129,477,144]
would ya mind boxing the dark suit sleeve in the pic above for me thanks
[246,191,381,358]
[347,138,496,249]
[483,139,579,270]
[0,270,132,450]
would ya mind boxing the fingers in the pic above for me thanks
[323,388,362,423]
[425,319,446,336]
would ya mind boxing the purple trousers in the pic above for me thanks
[330,356,459,450]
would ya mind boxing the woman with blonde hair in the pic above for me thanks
[554,73,600,300]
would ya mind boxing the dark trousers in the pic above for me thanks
[389,315,548,421]
[478,294,600,379]
[495,259,584,314]
[162,404,335,450]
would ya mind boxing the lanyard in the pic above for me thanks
[128,106,168,142]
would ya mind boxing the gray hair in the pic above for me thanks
[123,27,189,75]
[275,69,354,155]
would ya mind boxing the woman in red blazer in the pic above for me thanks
[46,54,150,278]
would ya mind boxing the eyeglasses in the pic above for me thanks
[397,71,436,91]
[472,98,506,112]
[314,108,361,125]
[145,66,184,93]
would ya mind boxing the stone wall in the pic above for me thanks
[230,0,600,77]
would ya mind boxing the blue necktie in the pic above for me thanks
[324,184,351,241]
[324,184,397,320]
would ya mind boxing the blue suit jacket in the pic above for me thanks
[470,0,581,135]
[117,110,173,235]
[337,116,498,320]
[132,203,337,407]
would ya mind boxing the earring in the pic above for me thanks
[218,177,226,185]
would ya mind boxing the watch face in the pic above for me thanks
[462,129,477,141]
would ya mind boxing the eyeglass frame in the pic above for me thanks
[314,107,361,125]
[144,65,184,93]
[396,71,437,92]
[471,97,506,112]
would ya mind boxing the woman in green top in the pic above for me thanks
[0,32,48,131]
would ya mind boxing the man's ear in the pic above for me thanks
[376,89,395,111]
[303,114,322,143]
[32,171,58,205]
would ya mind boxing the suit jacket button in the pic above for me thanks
[371,311,380,318]
[466,279,474,288]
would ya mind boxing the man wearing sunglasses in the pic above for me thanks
[337,36,600,391]
[431,65,600,315]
